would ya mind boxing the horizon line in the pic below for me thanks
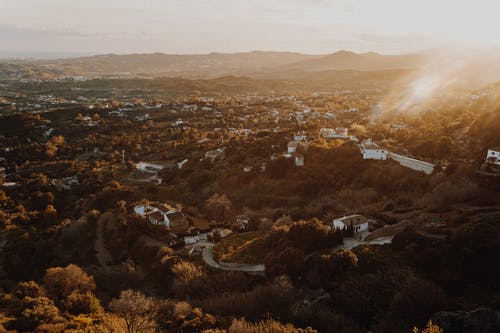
[0,48,430,61]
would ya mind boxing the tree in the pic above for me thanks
[65,291,103,315]
[44,142,58,157]
[109,289,158,333]
[205,193,232,221]
[329,249,359,274]
[350,123,367,137]
[390,277,447,326]
[14,281,44,299]
[50,135,65,146]
[20,296,61,331]
[171,261,204,295]
[265,247,306,279]
[412,321,443,333]
[42,264,96,302]
[42,204,58,224]
[35,173,48,188]
[229,318,317,333]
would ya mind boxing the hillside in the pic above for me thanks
[275,51,426,72]
[1,50,422,79]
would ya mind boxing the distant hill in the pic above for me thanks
[276,50,426,72]
[1,50,425,79]
[33,51,319,78]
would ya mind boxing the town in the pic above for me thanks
[1,63,500,332]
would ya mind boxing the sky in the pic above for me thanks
[1,0,500,57]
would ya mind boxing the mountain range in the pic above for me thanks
[2,50,427,79]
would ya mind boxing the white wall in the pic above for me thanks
[389,153,434,175]
[333,220,368,233]
[487,150,500,165]
[363,149,388,160]
[333,220,345,229]
[353,222,369,233]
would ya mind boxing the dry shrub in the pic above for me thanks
[229,318,317,333]
[171,261,204,296]
[173,301,193,320]
[42,264,95,302]
[420,180,482,210]
[196,278,295,320]
[333,188,382,212]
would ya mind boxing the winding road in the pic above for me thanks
[201,244,265,273]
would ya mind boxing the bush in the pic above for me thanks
[196,277,296,320]
[42,264,96,302]
[14,281,45,299]
[65,291,103,315]
[389,277,448,327]
[109,289,158,333]
[19,296,61,331]
[171,261,204,296]
[229,318,317,333]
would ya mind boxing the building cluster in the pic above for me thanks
[359,138,435,175]
[134,202,190,232]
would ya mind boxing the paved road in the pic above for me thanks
[199,235,391,273]
[201,244,265,273]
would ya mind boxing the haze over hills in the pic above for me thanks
[4,49,500,94]
[276,50,425,72]
[1,50,427,79]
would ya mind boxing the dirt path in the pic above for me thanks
[0,237,7,279]
[94,212,114,271]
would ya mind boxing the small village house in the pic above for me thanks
[288,140,309,154]
[333,214,369,233]
[205,148,226,162]
[236,215,251,231]
[294,153,304,167]
[288,141,299,153]
[134,203,190,231]
[486,147,500,165]
[335,127,348,136]
[359,138,389,160]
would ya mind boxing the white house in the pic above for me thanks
[205,148,226,162]
[288,141,299,153]
[294,154,304,167]
[486,147,500,165]
[136,162,164,174]
[359,139,389,160]
[294,131,308,141]
[134,203,189,230]
[335,127,348,137]
[184,233,210,245]
[333,215,369,233]
[321,127,349,139]
[320,128,336,138]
